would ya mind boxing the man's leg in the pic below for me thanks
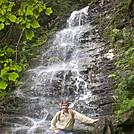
[66,132,73,134]
[58,130,73,134]
[58,130,65,134]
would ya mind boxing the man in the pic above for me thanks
[51,100,99,134]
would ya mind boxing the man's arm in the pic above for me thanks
[73,110,99,125]
[51,112,60,133]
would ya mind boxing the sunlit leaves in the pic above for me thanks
[26,8,33,16]
[0,47,22,90]
[8,14,16,22]
[0,1,15,26]
[7,47,15,55]
[34,0,38,3]
[18,9,24,16]
[8,2,15,11]
[8,72,19,82]
[1,7,6,15]
[1,67,9,76]
[0,23,4,30]
[0,0,53,33]
[16,17,23,24]
[26,22,30,29]
[31,20,40,28]
[0,17,5,22]
[45,8,53,16]
[0,81,8,90]
[33,9,39,18]
[26,30,34,40]
[0,0,52,93]
[5,19,10,25]
[10,64,22,72]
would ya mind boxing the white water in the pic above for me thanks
[10,6,98,134]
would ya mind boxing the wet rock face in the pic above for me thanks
[77,30,115,116]
[0,5,116,134]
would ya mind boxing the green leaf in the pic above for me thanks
[7,47,15,54]
[8,14,16,22]
[18,9,24,16]
[26,8,33,16]
[26,30,34,40]
[34,9,39,18]
[9,2,15,7]
[26,22,31,29]
[21,19,26,25]
[8,72,19,82]
[31,20,40,28]
[34,0,38,3]
[7,7,12,12]
[0,17,6,22]
[2,0,8,3]
[16,17,23,24]
[10,64,22,72]
[0,23,4,30]
[1,9,6,15]
[38,6,43,12]
[0,81,8,90]
[45,8,53,16]
[8,2,15,11]
[5,19,11,25]
[43,4,46,9]
[5,58,12,63]
[4,63,7,67]
[1,67,9,76]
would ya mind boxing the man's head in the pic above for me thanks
[61,100,69,113]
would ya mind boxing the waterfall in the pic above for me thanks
[7,6,113,134]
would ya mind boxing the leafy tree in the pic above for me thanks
[0,0,52,100]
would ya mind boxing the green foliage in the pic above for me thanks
[0,0,53,39]
[0,81,8,90]
[0,46,22,89]
[26,30,34,40]
[117,98,134,115]
[0,0,52,100]
[45,7,53,16]
[102,0,134,123]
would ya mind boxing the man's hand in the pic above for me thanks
[92,119,99,124]
[55,130,59,134]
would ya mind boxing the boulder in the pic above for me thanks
[93,117,114,134]
[118,110,134,134]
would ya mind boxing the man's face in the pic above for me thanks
[61,104,68,113]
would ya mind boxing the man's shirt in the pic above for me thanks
[51,109,94,132]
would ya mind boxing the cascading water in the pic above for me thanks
[7,6,113,134]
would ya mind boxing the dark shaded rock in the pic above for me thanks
[117,110,134,134]
[120,110,134,125]
[93,117,114,134]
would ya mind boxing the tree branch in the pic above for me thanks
[15,30,24,62]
